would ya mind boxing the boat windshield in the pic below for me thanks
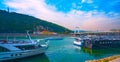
[35,39,47,45]
[0,46,10,52]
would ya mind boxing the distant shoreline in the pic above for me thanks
[0,33,73,39]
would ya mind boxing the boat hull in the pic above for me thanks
[0,47,47,61]
[73,41,82,46]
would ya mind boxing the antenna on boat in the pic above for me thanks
[27,31,31,40]
[26,31,34,43]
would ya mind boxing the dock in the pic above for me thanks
[73,30,120,49]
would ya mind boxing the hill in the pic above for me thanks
[0,9,71,33]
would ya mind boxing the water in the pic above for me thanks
[3,37,120,62]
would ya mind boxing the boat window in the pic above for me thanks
[15,45,36,50]
[0,46,9,52]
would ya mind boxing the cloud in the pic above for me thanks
[3,0,120,31]
[81,0,93,3]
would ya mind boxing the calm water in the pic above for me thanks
[3,37,120,62]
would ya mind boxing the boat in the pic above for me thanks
[73,37,83,46]
[83,35,120,49]
[0,31,48,61]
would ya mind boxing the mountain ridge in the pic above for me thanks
[0,9,71,33]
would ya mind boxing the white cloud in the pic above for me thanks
[81,0,93,3]
[4,0,120,31]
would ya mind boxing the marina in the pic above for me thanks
[0,0,120,61]
[1,36,120,62]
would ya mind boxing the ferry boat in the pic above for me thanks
[83,35,120,49]
[0,32,48,61]
[73,37,83,46]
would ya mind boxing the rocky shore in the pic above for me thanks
[86,55,120,62]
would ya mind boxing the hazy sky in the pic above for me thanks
[0,0,120,31]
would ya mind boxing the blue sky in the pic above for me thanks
[45,0,120,13]
[0,0,120,31]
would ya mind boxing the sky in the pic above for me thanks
[0,0,120,31]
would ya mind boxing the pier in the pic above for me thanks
[73,29,120,49]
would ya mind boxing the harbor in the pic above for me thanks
[0,0,120,62]
[1,36,120,62]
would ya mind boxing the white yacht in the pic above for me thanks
[0,32,48,61]
[73,37,83,46]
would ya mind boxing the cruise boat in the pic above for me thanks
[73,37,83,46]
[0,32,48,61]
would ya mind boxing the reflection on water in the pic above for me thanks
[74,45,120,58]
[3,54,49,62]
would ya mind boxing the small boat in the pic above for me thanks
[0,31,48,61]
[73,37,83,46]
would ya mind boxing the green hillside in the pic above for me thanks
[0,10,71,33]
